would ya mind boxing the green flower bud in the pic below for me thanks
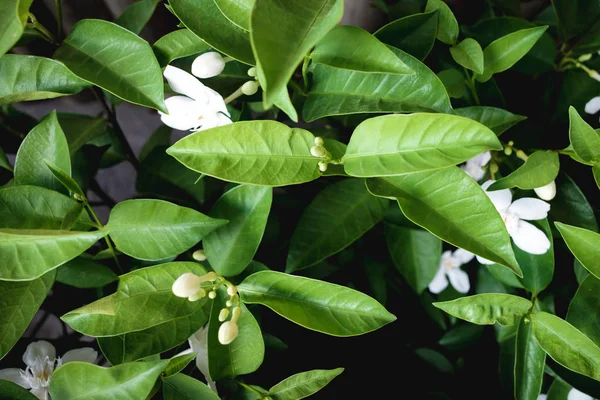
[192,249,207,261]
[241,81,260,96]
[219,308,230,322]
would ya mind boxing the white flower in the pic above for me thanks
[585,96,600,115]
[534,180,556,201]
[477,180,551,264]
[191,52,226,79]
[0,340,97,400]
[177,327,218,394]
[429,248,475,294]
[159,65,231,132]
[537,395,547,400]
[461,151,491,181]
[568,388,594,400]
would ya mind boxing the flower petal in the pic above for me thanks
[508,198,550,220]
[452,248,475,265]
[61,348,98,364]
[512,220,551,255]
[0,368,31,389]
[585,96,600,114]
[568,388,593,400]
[23,341,55,368]
[428,266,448,294]
[30,387,49,400]
[468,151,491,168]
[447,268,470,293]
[160,96,204,131]
[481,180,512,212]
[476,255,495,265]
[163,65,209,103]
[191,52,225,79]
[188,326,212,382]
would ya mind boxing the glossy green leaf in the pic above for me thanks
[0,0,33,56]
[366,168,521,274]
[207,289,264,380]
[251,0,343,119]
[62,262,209,336]
[437,68,465,99]
[204,185,272,277]
[567,275,600,346]
[515,219,554,295]
[374,11,439,60]
[286,179,388,273]
[163,353,197,378]
[50,360,168,400]
[44,160,85,196]
[214,0,254,30]
[425,0,458,44]
[489,151,559,191]
[0,146,11,171]
[162,373,221,400]
[450,38,484,74]
[434,294,532,325]
[14,111,71,193]
[56,258,117,289]
[0,229,106,281]
[555,222,600,280]
[551,174,598,233]
[385,223,441,294]
[0,55,89,106]
[514,316,546,400]
[0,271,54,359]
[532,311,600,381]
[453,106,526,135]
[343,113,501,177]
[268,368,344,400]
[115,0,160,34]
[568,106,600,163]
[547,379,572,400]
[58,113,109,155]
[54,19,167,112]
[106,199,227,261]
[477,26,548,82]
[553,0,600,39]
[153,29,210,67]
[167,121,321,186]
[168,0,254,65]
[238,271,396,336]
[0,380,37,400]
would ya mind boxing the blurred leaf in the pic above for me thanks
[0,0,33,57]
[162,373,220,400]
[115,0,161,34]
[550,173,598,233]
[56,258,117,288]
[374,11,438,60]
[437,68,465,99]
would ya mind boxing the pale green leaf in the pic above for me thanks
[162,373,221,400]
[568,106,600,163]
[214,0,254,30]
[425,0,458,44]
[450,38,484,74]
[44,160,85,196]
[433,294,532,325]
[555,222,600,280]
[268,368,344,400]
[489,151,559,190]
[437,68,466,99]
[0,0,33,56]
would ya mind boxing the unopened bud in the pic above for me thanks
[226,299,233,307]
[227,285,238,296]
[172,273,202,298]
[314,136,324,146]
[579,53,593,62]
[516,150,528,161]
[192,249,207,261]
[191,52,225,79]
[490,163,499,175]
[219,308,230,322]
[199,271,218,283]
[241,81,260,96]
[534,180,556,201]
[231,306,242,323]
[73,193,85,201]
[588,69,600,83]
[508,141,514,146]
[188,288,206,301]
[218,321,239,345]
[504,147,513,156]
[208,290,217,299]
[318,161,328,172]
[310,145,327,158]
[247,67,257,77]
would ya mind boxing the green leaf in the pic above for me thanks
[434,294,532,325]
[374,11,439,60]
[567,275,600,346]
[572,19,600,55]
[0,0,33,56]
[551,173,598,233]
[238,271,396,336]
[106,199,227,261]
[547,379,572,400]
[515,220,554,295]
[204,185,272,277]
[437,68,466,99]
[168,0,254,65]
[0,380,38,400]
[0,229,106,281]
[162,373,221,400]
[343,113,502,177]
[489,151,559,191]
[56,258,118,288]
[153,29,210,67]
[425,0,458,44]
[251,0,343,119]
[139,126,171,163]
[514,316,546,400]
[57,113,109,155]
[167,121,321,186]
[532,311,600,382]
[44,160,85,196]
[286,179,388,273]
[0,146,11,171]
[268,368,344,400]
[62,262,210,336]
[162,353,197,378]
[453,106,526,135]
[303,42,452,121]
[214,0,254,30]
[49,360,168,399]
[439,323,484,351]
[553,0,600,39]
[450,38,484,74]
[0,271,54,359]
[568,106,600,163]
[115,0,160,34]
[555,222,600,280]
[366,168,521,274]
[385,223,441,294]
[14,111,71,193]
[477,26,548,82]
[207,289,264,380]
[0,55,89,106]
[54,19,167,113]
[61,204,84,231]
[594,164,600,190]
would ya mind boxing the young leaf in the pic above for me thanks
[450,38,484,74]
[514,316,546,400]
[514,220,554,295]
[0,55,89,106]
[162,353,197,378]
[555,222,600,280]
[567,275,600,346]
[106,199,227,261]
[162,373,221,400]
[54,19,167,113]
[374,11,439,60]
[56,258,117,289]
[60,202,85,230]
[286,179,389,273]
[204,185,272,277]
[44,160,85,196]
[0,0,33,56]
[343,113,502,177]
[268,368,344,400]
[49,360,169,399]
[366,168,521,274]
[0,271,54,359]
[114,0,160,34]
[167,121,321,186]
[153,29,211,67]
[14,111,71,194]
[425,0,458,44]
[568,106,600,163]
[489,151,559,190]
[434,294,532,325]
[453,106,526,135]
[238,271,396,336]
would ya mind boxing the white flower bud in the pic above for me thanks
[208,290,217,299]
[188,288,206,302]
[247,67,257,77]
[227,285,237,296]
[226,299,233,307]
[231,306,242,323]
[588,69,600,83]
[314,136,324,146]
[310,145,327,158]
[218,321,239,345]
[534,181,556,201]
[172,273,202,298]
[218,308,230,322]
[192,249,207,261]
[318,161,328,172]
[192,52,226,79]
[579,53,593,62]
[241,81,260,96]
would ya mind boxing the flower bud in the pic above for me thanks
[579,53,593,62]
[227,285,238,296]
[208,290,217,299]
[318,161,328,172]
[588,69,600,83]
[231,306,242,323]
[172,273,202,298]
[188,288,206,302]
[247,67,257,77]
[504,147,513,156]
[310,145,327,158]
[534,180,556,201]
[226,299,233,307]
[219,308,230,322]
[314,136,324,146]
[192,52,226,79]
[192,249,207,262]
[73,193,85,201]
[241,81,260,96]
[218,321,239,345]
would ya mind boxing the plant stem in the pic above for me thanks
[83,200,123,273]
[55,0,63,39]
[28,13,58,45]
[466,73,481,105]
[224,87,244,104]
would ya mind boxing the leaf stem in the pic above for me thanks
[83,201,122,273]
[28,13,58,45]
[224,87,244,104]
[466,72,481,105]
[55,0,63,39]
